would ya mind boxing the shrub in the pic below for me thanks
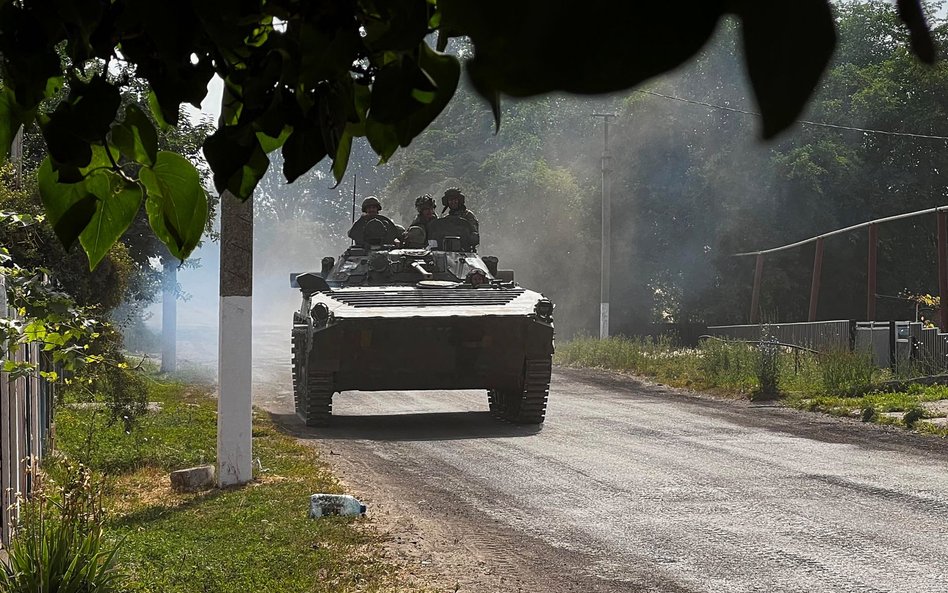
[902,406,926,427]
[0,462,122,593]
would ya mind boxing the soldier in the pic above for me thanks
[402,225,427,249]
[348,196,399,246]
[441,187,479,233]
[411,194,438,230]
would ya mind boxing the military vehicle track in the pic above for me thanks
[292,312,334,426]
[302,369,334,426]
[488,357,552,424]
[291,315,306,412]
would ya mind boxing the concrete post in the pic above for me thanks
[217,86,254,487]
[160,260,176,373]
[595,114,614,339]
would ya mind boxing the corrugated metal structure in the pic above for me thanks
[0,276,56,549]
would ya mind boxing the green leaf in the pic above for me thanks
[147,90,174,131]
[204,124,270,198]
[256,127,292,154]
[451,0,722,99]
[0,87,34,163]
[110,104,159,166]
[281,123,328,183]
[40,74,121,168]
[37,157,98,249]
[332,127,353,185]
[140,152,208,260]
[365,118,399,163]
[79,170,144,269]
[394,44,461,147]
[733,0,836,138]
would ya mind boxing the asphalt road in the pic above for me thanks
[242,329,948,592]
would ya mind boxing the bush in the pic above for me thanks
[0,462,122,593]
[64,324,149,428]
[902,406,926,427]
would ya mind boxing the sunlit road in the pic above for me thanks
[246,326,948,593]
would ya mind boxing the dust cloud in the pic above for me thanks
[149,20,805,377]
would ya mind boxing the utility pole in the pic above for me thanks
[217,85,254,486]
[594,114,615,339]
[160,258,177,373]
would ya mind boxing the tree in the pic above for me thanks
[1,0,931,268]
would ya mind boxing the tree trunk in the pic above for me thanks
[160,261,177,373]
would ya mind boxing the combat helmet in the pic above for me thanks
[441,187,465,212]
[361,196,382,212]
[414,194,436,212]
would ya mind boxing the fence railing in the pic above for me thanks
[0,276,56,549]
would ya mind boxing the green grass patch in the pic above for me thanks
[53,378,420,593]
[555,336,948,436]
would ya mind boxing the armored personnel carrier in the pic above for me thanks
[290,214,554,426]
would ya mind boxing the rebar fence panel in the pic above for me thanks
[0,276,56,548]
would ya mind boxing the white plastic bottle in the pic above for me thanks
[309,493,366,518]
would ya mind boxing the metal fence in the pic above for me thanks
[707,319,948,374]
[706,320,854,351]
[0,277,56,549]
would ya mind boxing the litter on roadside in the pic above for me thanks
[309,493,366,518]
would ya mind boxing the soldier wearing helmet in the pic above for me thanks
[441,188,479,233]
[348,196,400,246]
[361,196,381,215]
[410,194,438,229]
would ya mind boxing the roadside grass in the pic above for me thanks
[53,378,420,593]
[555,336,948,436]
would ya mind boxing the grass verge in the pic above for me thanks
[555,336,948,436]
[53,377,418,593]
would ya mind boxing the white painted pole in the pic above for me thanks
[216,87,254,487]
[160,260,177,373]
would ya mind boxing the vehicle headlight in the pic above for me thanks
[311,302,331,326]
[535,299,553,320]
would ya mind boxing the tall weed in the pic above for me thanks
[818,349,876,395]
[699,339,757,390]
[0,462,122,593]
[755,337,780,397]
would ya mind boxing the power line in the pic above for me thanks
[637,89,948,141]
